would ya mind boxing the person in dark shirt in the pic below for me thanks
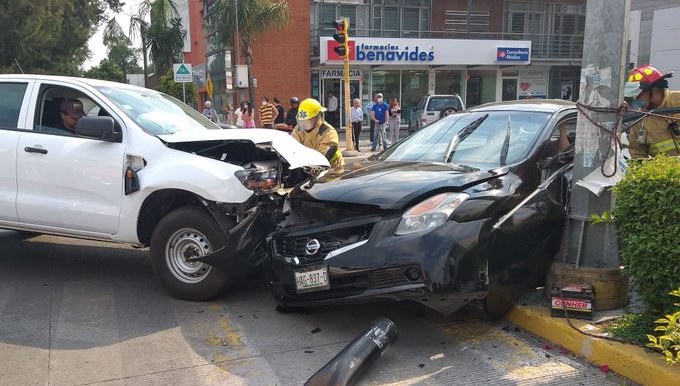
[273,98,286,125]
[285,96,300,128]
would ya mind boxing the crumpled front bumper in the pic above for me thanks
[265,216,491,313]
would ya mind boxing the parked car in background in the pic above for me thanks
[266,100,576,316]
[409,94,465,133]
[0,75,329,301]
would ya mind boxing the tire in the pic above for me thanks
[15,231,40,240]
[150,206,233,301]
[440,106,459,119]
[483,284,518,319]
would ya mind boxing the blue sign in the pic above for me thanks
[496,47,530,62]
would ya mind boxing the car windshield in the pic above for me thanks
[376,110,551,167]
[95,86,219,135]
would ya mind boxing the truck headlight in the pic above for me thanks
[394,193,468,235]
[235,163,279,195]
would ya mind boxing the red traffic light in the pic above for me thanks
[333,19,346,32]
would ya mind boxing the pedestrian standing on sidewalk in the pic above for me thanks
[326,91,338,127]
[370,93,389,151]
[388,98,401,146]
[365,95,377,146]
[223,103,233,125]
[350,98,363,151]
[241,102,255,128]
[273,97,286,126]
[202,100,220,124]
[258,96,278,129]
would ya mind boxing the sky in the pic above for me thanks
[83,1,145,70]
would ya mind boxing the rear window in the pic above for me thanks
[427,96,462,111]
[0,82,27,129]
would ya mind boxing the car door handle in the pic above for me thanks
[24,146,48,154]
[426,112,435,115]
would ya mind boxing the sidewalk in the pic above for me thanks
[507,291,680,386]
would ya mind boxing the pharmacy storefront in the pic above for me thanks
[315,37,547,127]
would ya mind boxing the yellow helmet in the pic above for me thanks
[297,98,327,121]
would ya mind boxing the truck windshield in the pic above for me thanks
[96,86,219,135]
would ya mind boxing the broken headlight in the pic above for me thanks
[235,162,280,195]
[394,193,469,235]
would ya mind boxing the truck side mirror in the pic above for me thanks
[76,116,122,143]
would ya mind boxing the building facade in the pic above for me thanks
[198,0,586,125]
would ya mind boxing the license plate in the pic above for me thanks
[294,266,330,293]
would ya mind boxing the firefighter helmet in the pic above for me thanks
[297,98,327,121]
[624,65,673,98]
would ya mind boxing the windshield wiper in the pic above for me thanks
[445,113,489,163]
[499,116,512,166]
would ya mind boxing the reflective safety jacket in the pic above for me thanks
[291,119,344,175]
[628,89,680,158]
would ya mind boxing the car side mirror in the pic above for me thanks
[76,116,122,142]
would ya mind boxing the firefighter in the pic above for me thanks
[293,98,344,175]
[624,64,680,158]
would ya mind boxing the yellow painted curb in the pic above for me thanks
[507,304,680,386]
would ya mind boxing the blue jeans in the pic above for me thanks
[372,122,388,150]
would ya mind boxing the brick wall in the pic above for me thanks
[184,0,206,94]
[248,0,311,107]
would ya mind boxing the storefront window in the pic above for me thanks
[435,70,464,96]
[401,70,429,125]
[371,70,401,105]
[466,70,497,108]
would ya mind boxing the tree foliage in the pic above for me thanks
[83,59,125,82]
[612,156,680,312]
[0,0,122,74]
[210,0,290,104]
[156,68,196,103]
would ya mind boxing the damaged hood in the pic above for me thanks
[295,161,507,209]
[158,129,330,170]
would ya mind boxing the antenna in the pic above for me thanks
[14,58,24,74]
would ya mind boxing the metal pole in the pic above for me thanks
[567,0,630,269]
[344,18,352,151]
[466,0,472,39]
[183,82,186,104]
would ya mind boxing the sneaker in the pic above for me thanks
[371,148,376,151]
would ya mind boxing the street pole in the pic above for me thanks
[567,0,630,269]
[344,20,352,151]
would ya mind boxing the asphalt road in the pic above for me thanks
[0,230,627,385]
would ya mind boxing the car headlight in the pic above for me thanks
[394,193,469,235]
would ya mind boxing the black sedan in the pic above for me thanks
[265,100,576,316]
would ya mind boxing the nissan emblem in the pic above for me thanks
[305,239,321,255]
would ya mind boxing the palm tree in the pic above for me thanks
[104,0,185,87]
[210,0,290,105]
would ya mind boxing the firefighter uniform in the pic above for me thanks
[628,89,680,158]
[292,119,344,175]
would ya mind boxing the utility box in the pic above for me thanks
[235,65,248,88]
[551,283,594,321]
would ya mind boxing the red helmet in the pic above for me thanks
[624,65,673,98]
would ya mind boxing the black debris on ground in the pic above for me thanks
[311,327,321,334]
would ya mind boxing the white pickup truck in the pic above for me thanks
[0,75,329,300]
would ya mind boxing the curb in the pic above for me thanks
[506,304,680,386]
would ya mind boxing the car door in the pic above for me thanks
[0,80,34,223]
[15,82,125,235]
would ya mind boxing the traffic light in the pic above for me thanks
[332,18,349,58]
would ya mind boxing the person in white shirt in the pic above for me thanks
[327,91,338,127]
[350,98,364,151]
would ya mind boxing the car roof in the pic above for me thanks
[469,99,576,114]
[0,74,158,93]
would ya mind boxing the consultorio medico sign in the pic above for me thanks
[321,37,531,66]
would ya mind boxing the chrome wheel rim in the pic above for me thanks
[165,228,213,284]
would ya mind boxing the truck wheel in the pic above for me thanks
[483,284,518,319]
[150,206,232,301]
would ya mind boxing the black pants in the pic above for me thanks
[352,121,362,150]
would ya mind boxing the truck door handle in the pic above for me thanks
[24,146,48,154]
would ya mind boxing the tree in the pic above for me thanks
[104,0,185,87]
[156,68,196,103]
[105,34,142,83]
[83,59,125,82]
[210,0,290,105]
[0,0,122,74]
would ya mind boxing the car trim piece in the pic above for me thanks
[492,162,573,230]
[323,239,369,261]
